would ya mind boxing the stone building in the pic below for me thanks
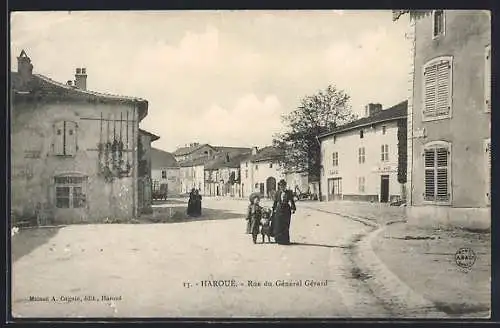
[151,148,180,197]
[318,101,408,202]
[11,50,151,224]
[138,129,160,214]
[394,10,491,229]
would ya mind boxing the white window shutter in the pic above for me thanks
[65,121,77,156]
[436,147,449,201]
[424,149,435,200]
[424,64,438,116]
[435,61,451,116]
[53,121,65,155]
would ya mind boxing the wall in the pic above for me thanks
[320,120,402,202]
[240,160,254,199]
[151,167,180,195]
[11,98,139,224]
[411,10,491,209]
[174,145,215,162]
[252,160,286,198]
[286,172,309,193]
[138,132,153,214]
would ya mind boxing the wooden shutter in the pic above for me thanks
[435,147,449,201]
[65,121,77,156]
[424,149,435,200]
[485,46,491,112]
[53,121,65,155]
[424,60,451,117]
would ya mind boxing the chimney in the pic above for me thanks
[17,50,33,90]
[74,67,87,90]
[252,147,258,155]
[365,103,383,117]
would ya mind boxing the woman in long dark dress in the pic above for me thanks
[194,189,202,217]
[271,179,296,245]
[187,188,196,216]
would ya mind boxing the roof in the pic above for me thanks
[178,155,211,168]
[11,71,149,121]
[139,129,160,142]
[172,143,215,156]
[151,148,178,169]
[213,146,252,153]
[317,100,408,140]
[205,151,252,170]
[250,146,285,163]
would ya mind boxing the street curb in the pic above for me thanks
[353,223,450,318]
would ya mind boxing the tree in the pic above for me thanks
[272,85,357,200]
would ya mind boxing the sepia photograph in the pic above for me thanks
[9,9,491,319]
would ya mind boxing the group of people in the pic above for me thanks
[187,188,202,217]
[246,179,296,245]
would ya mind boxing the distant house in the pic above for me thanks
[240,146,286,199]
[178,156,207,194]
[151,148,180,196]
[204,151,250,197]
[394,10,491,229]
[172,143,217,162]
[318,101,407,203]
[138,129,160,213]
[11,50,151,224]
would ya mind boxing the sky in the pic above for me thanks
[10,10,412,153]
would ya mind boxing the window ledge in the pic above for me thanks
[422,200,451,206]
[422,114,452,123]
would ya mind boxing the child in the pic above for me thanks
[246,196,263,244]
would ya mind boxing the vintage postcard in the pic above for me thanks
[9,10,491,319]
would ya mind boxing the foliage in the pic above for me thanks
[397,119,407,184]
[272,85,357,181]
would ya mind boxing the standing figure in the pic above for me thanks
[271,179,296,245]
[187,188,196,216]
[246,196,263,244]
[194,189,202,217]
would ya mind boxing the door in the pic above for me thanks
[380,175,389,203]
[241,183,245,198]
[333,178,342,200]
[327,178,334,201]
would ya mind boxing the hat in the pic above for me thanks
[278,179,287,186]
[249,192,261,203]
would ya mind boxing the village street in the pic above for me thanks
[12,198,396,318]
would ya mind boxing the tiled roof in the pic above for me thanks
[317,100,408,140]
[178,155,211,168]
[250,146,285,163]
[151,148,178,169]
[172,143,215,156]
[213,146,252,153]
[205,151,252,170]
[11,71,149,120]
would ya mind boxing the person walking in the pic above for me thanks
[187,188,195,216]
[271,179,296,245]
[194,189,202,217]
[246,195,263,244]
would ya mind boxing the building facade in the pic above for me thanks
[172,143,217,162]
[151,148,180,197]
[318,102,408,203]
[399,10,491,230]
[138,129,160,214]
[11,50,150,225]
[240,146,286,199]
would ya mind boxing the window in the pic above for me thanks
[382,126,386,135]
[246,162,248,168]
[161,170,167,179]
[255,164,259,170]
[485,45,491,112]
[53,121,78,156]
[432,10,445,38]
[54,175,87,208]
[333,136,337,144]
[423,57,453,119]
[245,170,249,179]
[332,152,339,167]
[358,147,366,164]
[381,145,389,162]
[424,142,451,202]
[485,139,491,205]
[358,177,365,193]
[269,163,273,168]
[360,130,364,139]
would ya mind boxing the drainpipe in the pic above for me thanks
[315,135,323,202]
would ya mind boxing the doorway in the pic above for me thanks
[266,177,277,198]
[327,178,342,201]
[380,175,389,203]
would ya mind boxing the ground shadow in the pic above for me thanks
[289,242,348,249]
[11,227,62,262]
[140,205,245,224]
